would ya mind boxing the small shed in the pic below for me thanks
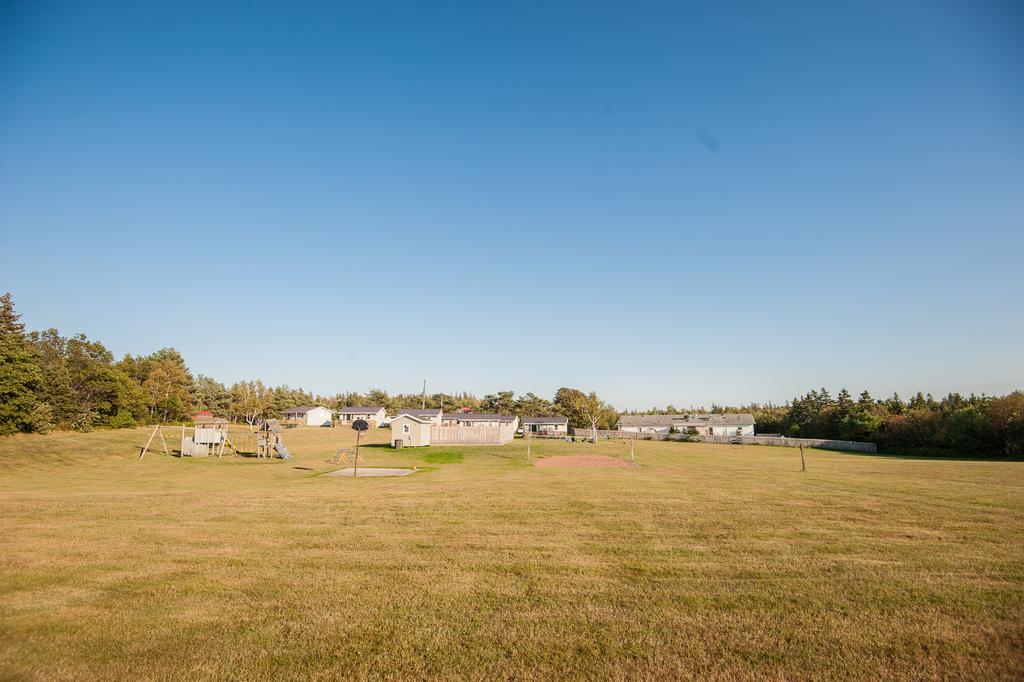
[391,414,432,448]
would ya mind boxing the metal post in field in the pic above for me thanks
[800,443,806,472]
[353,429,360,477]
[351,418,369,477]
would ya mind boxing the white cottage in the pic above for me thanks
[335,406,386,425]
[441,412,519,429]
[522,416,569,435]
[618,413,755,436]
[389,408,443,425]
[281,405,334,427]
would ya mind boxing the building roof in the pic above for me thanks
[393,408,442,417]
[282,405,326,415]
[336,406,383,414]
[522,416,568,424]
[391,413,432,424]
[442,412,516,422]
[674,413,756,426]
[618,413,756,427]
[618,414,676,427]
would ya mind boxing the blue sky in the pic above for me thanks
[1,1,1022,409]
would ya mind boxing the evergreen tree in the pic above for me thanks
[193,375,232,417]
[884,393,905,415]
[0,293,42,435]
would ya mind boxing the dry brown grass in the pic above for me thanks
[1,426,1022,679]
[534,454,631,468]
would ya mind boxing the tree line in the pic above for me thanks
[1,293,1020,454]
[0,294,618,435]
[637,388,1023,456]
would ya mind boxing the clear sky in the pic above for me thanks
[1,1,1022,409]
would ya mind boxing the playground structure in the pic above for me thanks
[181,415,230,457]
[256,419,292,459]
[139,417,291,459]
[328,448,356,466]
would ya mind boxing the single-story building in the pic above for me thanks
[391,411,518,447]
[674,413,755,436]
[281,405,334,427]
[389,408,443,425]
[522,416,569,435]
[441,412,519,430]
[618,413,755,436]
[617,414,676,434]
[335,406,386,425]
[391,413,433,447]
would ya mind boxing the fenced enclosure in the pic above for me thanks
[431,422,516,445]
[568,428,877,453]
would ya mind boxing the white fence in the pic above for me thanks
[569,428,877,453]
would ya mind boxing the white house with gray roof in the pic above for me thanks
[335,406,386,425]
[618,413,755,436]
[388,408,443,426]
[522,416,569,435]
[281,405,334,427]
[442,412,519,429]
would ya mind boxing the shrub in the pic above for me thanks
[109,411,137,429]
[26,402,54,434]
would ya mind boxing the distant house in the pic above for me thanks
[281,405,333,427]
[390,413,434,447]
[390,411,518,447]
[389,408,443,425]
[522,416,569,435]
[618,413,755,436]
[442,412,519,430]
[335,406,386,425]
[617,414,676,434]
[674,413,755,436]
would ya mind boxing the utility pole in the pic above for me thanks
[421,379,426,409]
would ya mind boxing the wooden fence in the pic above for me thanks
[694,435,877,453]
[431,423,516,445]
[569,428,877,453]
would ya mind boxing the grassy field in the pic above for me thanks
[1,426,1022,679]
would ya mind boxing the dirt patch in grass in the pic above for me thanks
[535,455,630,468]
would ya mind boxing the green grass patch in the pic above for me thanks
[423,450,464,464]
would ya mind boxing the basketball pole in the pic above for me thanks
[353,428,361,477]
